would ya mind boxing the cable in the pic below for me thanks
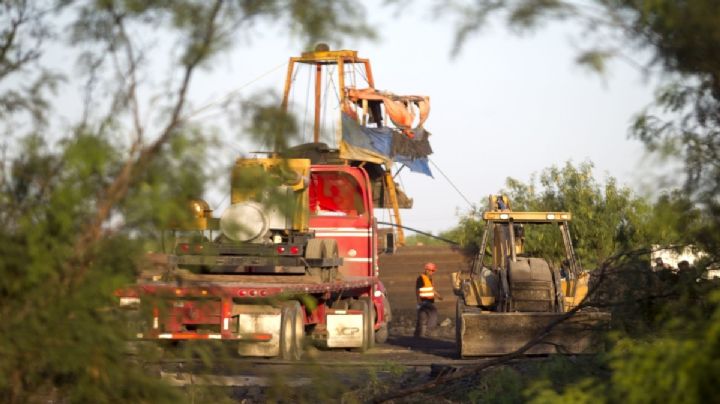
[211,192,230,212]
[356,63,369,85]
[184,61,287,122]
[428,157,475,209]
[376,221,459,246]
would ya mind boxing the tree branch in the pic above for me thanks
[67,0,226,284]
[111,10,144,146]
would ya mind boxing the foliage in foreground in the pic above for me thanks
[525,284,720,404]
[431,1,720,400]
[0,0,371,402]
[0,130,205,402]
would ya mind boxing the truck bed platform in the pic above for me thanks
[133,271,378,297]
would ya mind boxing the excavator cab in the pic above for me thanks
[452,196,609,356]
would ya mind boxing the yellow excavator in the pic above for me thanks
[452,195,610,356]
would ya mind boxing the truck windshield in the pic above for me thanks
[309,171,366,216]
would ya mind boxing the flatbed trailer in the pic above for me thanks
[118,159,391,359]
[120,270,386,358]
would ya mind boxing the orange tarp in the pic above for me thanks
[345,88,430,135]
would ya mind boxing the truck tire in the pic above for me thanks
[279,305,298,361]
[375,295,390,344]
[350,299,372,352]
[332,298,350,310]
[285,301,304,361]
[382,295,392,323]
[320,239,339,282]
[305,239,323,280]
[350,298,375,352]
[359,296,376,349]
[375,324,388,344]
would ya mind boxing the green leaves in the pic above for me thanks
[240,92,299,152]
[451,160,709,270]
[507,0,575,29]
[609,330,718,403]
[503,161,650,267]
[576,49,614,74]
[284,0,374,47]
[0,0,376,401]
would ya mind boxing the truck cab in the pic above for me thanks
[309,165,378,278]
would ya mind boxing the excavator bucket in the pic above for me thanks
[456,304,610,356]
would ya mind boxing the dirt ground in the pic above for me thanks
[379,245,469,337]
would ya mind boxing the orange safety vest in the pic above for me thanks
[417,274,435,300]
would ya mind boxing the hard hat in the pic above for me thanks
[424,262,437,271]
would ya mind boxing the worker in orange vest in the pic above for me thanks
[415,262,443,337]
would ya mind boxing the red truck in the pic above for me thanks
[118,46,434,359]
[119,154,391,359]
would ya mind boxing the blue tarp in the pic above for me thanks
[341,113,393,154]
[341,113,433,177]
[396,155,433,177]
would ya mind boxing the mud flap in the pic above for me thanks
[326,310,364,348]
[457,308,610,356]
[235,305,282,357]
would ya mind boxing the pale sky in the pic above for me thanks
[41,2,679,235]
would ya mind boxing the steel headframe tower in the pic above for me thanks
[280,45,406,245]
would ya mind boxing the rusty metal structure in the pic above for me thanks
[280,46,435,246]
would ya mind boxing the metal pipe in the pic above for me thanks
[281,60,295,111]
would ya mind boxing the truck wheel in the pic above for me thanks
[305,239,323,280]
[320,239,339,282]
[332,298,350,310]
[350,299,372,352]
[279,305,298,361]
[375,295,391,344]
[284,301,304,361]
[359,296,376,349]
[375,324,388,344]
